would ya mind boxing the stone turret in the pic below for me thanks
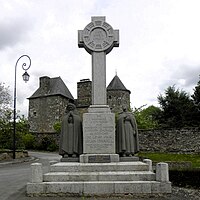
[107,75,131,113]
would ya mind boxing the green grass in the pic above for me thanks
[138,152,200,168]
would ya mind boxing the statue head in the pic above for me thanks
[122,105,128,112]
[66,103,76,112]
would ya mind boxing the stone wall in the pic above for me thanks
[0,150,28,161]
[138,127,200,153]
[32,127,200,154]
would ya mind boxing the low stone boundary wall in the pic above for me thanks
[31,127,200,154]
[0,150,28,161]
[138,127,200,153]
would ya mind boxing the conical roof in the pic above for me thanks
[107,75,130,93]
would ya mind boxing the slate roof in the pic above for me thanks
[107,75,130,93]
[28,76,74,100]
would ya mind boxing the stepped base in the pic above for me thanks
[49,161,149,172]
[27,181,171,196]
[27,161,171,196]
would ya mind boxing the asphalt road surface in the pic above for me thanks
[0,151,61,200]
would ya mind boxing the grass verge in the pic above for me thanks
[138,152,200,168]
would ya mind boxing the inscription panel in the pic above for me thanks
[88,155,110,163]
[83,113,115,153]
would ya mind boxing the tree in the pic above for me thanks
[0,82,12,119]
[157,85,194,128]
[133,105,161,129]
[191,77,200,125]
[191,77,200,107]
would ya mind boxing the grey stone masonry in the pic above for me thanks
[28,76,74,133]
[30,163,43,183]
[107,75,131,113]
[27,161,171,196]
[156,163,169,182]
[139,127,200,153]
[76,79,92,110]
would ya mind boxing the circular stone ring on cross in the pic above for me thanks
[82,21,115,53]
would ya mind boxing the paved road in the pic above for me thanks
[0,151,61,200]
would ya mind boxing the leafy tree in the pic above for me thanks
[0,82,12,119]
[157,85,194,128]
[0,82,31,150]
[191,77,200,125]
[191,77,200,108]
[133,105,161,129]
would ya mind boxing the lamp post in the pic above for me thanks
[13,55,31,159]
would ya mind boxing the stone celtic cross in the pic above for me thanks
[78,16,119,105]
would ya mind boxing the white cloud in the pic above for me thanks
[0,0,200,115]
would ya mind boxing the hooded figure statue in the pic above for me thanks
[59,103,83,158]
[116,105,139,157]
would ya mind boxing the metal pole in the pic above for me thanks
[13,55,31,159]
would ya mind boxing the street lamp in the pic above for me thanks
[13,55,31,159]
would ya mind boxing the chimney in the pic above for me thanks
[39,76,50,93]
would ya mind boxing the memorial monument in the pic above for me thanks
[27,16,171,196]
[78,16,119,162]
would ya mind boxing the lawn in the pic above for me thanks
[138,152,200,168]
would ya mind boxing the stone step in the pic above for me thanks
[27,181,172,195]
[44,171,155,182]
[50,161,149,172]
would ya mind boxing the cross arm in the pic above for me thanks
[113,30,119,47]
[78,30,84,48]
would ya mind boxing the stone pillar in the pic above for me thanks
[156,162,169,182]
[30,163,43,183]
[143,159,153,172]
[92,52,106,105]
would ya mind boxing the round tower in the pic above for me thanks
[107,75,131,113]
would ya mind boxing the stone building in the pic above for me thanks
[28,76,74,133]
[28,75,130,134]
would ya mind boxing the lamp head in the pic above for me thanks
[22,71,30,83]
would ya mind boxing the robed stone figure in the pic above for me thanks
[116,106,139,157]
[59,103,83,157]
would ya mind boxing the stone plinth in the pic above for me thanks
[83,105,115,154]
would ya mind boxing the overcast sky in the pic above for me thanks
[1,0,200,116]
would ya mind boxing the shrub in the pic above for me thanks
[22,133,35,149]
[53,122,61,133]
[169,169,200,189]
[34,135,58,151]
